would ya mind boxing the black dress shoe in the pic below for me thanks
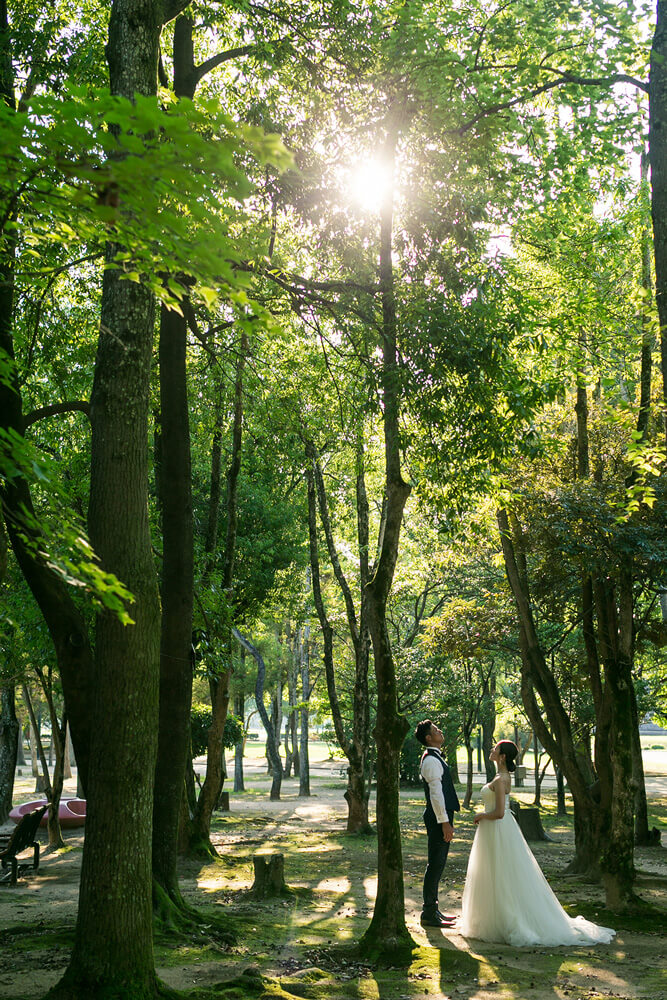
[420,913,449,927]
[436,910,456,923]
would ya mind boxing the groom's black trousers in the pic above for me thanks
[422,810,452,914]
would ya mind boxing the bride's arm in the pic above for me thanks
[473,778,506,824]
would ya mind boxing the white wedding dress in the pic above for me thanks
[459,783,616,947]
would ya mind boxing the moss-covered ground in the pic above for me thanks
[1,761,666,1000]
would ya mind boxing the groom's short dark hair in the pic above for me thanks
[415,719,433,746]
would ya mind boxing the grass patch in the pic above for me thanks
[1,922,74,951]
[563,899,667,935]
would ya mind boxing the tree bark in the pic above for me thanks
[0,685,18,825]
[192,332,247,848]
[305,437,373,833]
[298,624,311,797]
[497,508,607,875]
[152,295,194,904]
[649,1,667,449]
[233,629,283,799]
[51,3,164,994]
[232,691,244,793]
[555,765,567,816]
[359,121,413,959]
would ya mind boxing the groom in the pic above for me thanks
[415,719,460,927]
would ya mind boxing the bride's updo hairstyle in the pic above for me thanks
[498,740,518,772]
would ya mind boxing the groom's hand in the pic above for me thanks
[441,822,454,842]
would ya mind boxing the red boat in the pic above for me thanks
[9,798,86,828]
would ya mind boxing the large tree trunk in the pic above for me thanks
[50,3,164,994]
[596,572,637,907]
[359,122,413,959]
[0,686,18,825]
[152,297,194,910]
[650,1,667,449]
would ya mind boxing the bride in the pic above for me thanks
[459,740,616,947]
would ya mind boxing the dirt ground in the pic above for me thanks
[1,770,666,1000]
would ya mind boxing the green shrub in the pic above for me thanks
[190,703,243,759]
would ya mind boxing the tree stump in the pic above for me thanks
[249,853,289,898]
[217,791,230,812]
[509,800,553,841]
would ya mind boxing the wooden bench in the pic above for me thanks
[0,805,47,886]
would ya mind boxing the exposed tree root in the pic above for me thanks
[43,970,179,1000]
[153,880,236,945]
[356,926,415,966]
[183,834,220,861]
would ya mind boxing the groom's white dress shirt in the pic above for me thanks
[420,749,449,824]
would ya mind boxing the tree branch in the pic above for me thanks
[195,45,256,84]
[23,401,91,428]
[455,71,648,134]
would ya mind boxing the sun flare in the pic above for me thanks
[349,158,392,212]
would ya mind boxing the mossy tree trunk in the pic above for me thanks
[48,2,169,995]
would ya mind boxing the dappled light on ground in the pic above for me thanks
[1,769,665,999]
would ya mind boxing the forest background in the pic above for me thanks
[0,1,666,998]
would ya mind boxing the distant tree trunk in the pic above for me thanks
[555,765,567,816]
[269,682,283,774]
[233,691,245,792]
[233,629,283,799]
[463,735,474,809]
[284,633,299,779]
[481,668,496,782]
[631,684,651,846]
[47,710,67,849]
[192,331,246,850]
[0,685,18,825]
[497,508,608,877]
[16,717,26,767]
[63,722,72,781]
[305,439,373,833]
[29,717,39,777]
[442,727,459,784]
[298,625,311,797]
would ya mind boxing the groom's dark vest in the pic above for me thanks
[421,748,460,820]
